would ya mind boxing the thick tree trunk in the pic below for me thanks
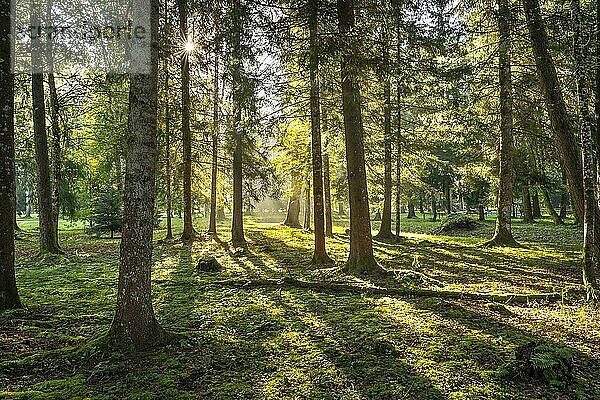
[48,74,61,240]
[230,0,246,248]
[308,0,331,263]
[208,7,220,235]
[32,73,60,253]
[376,68,394,239]
[337,0,380,274]
[178,0,194,241]
[478,205,485,221]
[532,188,542,218]
[431,195,437,222]
[522,0,585,224]
[541,187,564,225]
[486,0,518,247]
[338,202,345,215]
[522,181,535,223]
[571,0,598,300]
[108,0,164,350]
[407,202,416,219]
[0,4,22,309]
[284,180,302,228]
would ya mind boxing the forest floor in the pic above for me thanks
[1,213,599,399]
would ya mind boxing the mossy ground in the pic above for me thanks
[1,213,598,399]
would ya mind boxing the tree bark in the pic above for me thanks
[304,180,312,230]
[163,0,173,240]
[230,0,246,248]
[522,181,535,223]
[431,194,437,222]
[407,202,416,219]
[486,0,519,247]
[164,58,173,240]
[0,3,22,309]
[48,74,61,241]
[376,64,394,239]
[208,5,220,235]
[531,188,541,218]
[522,0,585,224]
[323,150,333,237]
[108,0,164,350]
[478,205,485,221]
[284,179,302,228]
[571,0,598,300]
[337,0,380,274]
[31,61,60,253]
[178,0,195,241]
[541,187,564,225]
[308,0,331,263]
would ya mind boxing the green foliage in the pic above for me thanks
[90,187,122,238]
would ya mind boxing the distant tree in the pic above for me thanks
[0,1,22,310]
[91,188,123,238]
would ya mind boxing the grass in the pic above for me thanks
[1,212,599,399]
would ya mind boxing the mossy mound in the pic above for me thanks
[436,215,481,234]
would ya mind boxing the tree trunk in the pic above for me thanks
[304,180,312,230]
[164,79,173,240]
[163,7,173,240]
[522,0,585,226]
[338,202,345,215]
[394,17,402,238]
[323,150,333,237]
[377,65,394,239]
[571,0,598,300]
[284,179,301,228]
[31,70,60,253]
[431,195,437,222]
[0,3,22,309]
[444,182,452,217]
[486,0,518,247]
[541,187,564,225]
[108,0,164,350]
[522,181,535,223]
[532,188,542,218]
[230,0,246,248]
[337,0,380,274]
[478,205,485,221]
[178,0,194,241]
[407,202,416,219]
[308,0,330,263]
[48,74,61,241]
[208,6,220,235]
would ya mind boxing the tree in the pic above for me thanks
[337,0,381,274]
[91,187,123,238]
[178,0,195,241]
[108,0,165,349]
[307,0,331,264]
[0,1,22,310]
[571,0,598,300]
[484,0,519,247]
[208,1,221,236]
[31,30,61,254]
[230,0,247,248]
